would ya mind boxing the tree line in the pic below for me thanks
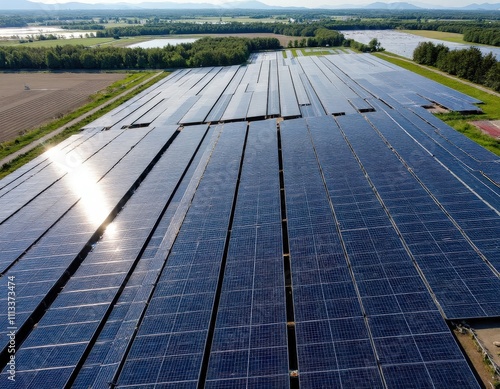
[286,29,346,48]
[89,19,499,46]
[3,10,498,46]
[463,28,500,47]
[0,37,280,70]
[1,9,499,25]
[413,42,499,91]
[285,30,383,53]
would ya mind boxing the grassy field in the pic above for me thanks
[373,52,500,156]
[285,47,355,57]
[401,30,498,48]
[0,37,116,47]
[303,49,333,56]
[400,30,467,44]
[0,71,168,178]
[174,16,279,23]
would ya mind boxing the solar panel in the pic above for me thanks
[278,66,300,118]
[303,114,481,387]
[1,125,208,384]
[334,113,500,319]
[116,122,247,387]
[1,52,495,389]
[206,119,288,386]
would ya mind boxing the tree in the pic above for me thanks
[0,49,6,69]
[368,38,381,52]
[46,50,61,69]
[484,62,500,92]
[166,52,186,68]
[80,52,97,69]
[122,49,137,68]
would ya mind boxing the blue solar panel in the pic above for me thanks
[376,336,423,364]
[335,339,377,369]
[426,361,481,388]
[205,119,288,385]
[383,364,434,389]
[302,113,483,388]
[116,122,247,386]
[300,371,341,389]
[1,54,495,388]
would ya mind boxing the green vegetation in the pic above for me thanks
[286,29,347,49]
[87,18,498,44]
[413,42,499,91]
[0,37,280,70]
[171,16,278,24]
[0,71,167,177]
[464,28,500,47]
[401,30,468,44]
[302,49,332,56]
[403,29,500,48]
[3,37,116,48]
[374,52,500,156]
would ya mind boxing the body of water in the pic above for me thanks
[127,38,199,49]
[0,26,96,40]
[342,30,500,59]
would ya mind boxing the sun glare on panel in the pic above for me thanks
[49,150,115,236]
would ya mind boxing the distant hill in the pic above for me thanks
[1,0,301,10]
[2,0,40,10]
[461,2,500,9]
[364,2,422,9]
[1,0,499,11]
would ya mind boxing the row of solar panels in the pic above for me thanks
[71,53,484,133]
[1,52,491,227]
[0,52,498,388]
[1,114,497,387]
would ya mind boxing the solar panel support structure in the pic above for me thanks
[277,120,299,388]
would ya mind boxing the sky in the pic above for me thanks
[29,0,491,8]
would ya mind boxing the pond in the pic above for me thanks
[127,38,199,49]
[342,30,500,59]
[0,27,96,40]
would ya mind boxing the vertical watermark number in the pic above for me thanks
[7,275,16,382]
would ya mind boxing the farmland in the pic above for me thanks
[0,72,125,143]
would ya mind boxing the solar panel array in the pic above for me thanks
[0,52,498,388]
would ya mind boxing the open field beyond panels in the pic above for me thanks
[0,72,126,143]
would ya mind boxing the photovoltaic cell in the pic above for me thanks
[0,52,495,389]
[116,122,246,387]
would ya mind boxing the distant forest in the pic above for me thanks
[0,8,499,91]
[0,37,281,70]
[85,20,498,47]
[0,29,386,71]
[1,9,499,46]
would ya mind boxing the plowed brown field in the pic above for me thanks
[0,72,126,143]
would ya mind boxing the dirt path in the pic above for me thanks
[454,328,499,388]
[0,71,164,168]
[377,52,500,98]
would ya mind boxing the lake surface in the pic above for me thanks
[0,27,96,40]
[342,30,500,59]
[128,38,199,49]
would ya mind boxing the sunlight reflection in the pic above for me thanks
[48,149,116,238]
